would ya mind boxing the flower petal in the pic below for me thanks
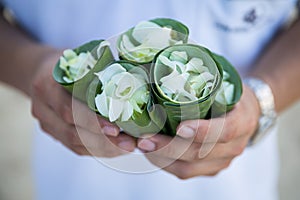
[108,98,124,122]
[202,86,211,97]
[132,89,149,105]
[160,71,188,94]
[121,101,133,121]
[130,98,142,113]
[121,35,136,52]
[189,75,206,91]
[142,26,172,49]
[132,21,161,43]
[129,67,149,82]
[174,90,198,102]
[94,62,150,122]
[95,93,109,117]
[114,73,135,99]
[158,55,176,70]
[103,81,116,97]
[201,72,215,82]
[94,63,126,85]
[186,58,208,73]
[59,57,69,70]
[215,88,226,105]
[169,51,188,63]
[62,76,73,83]
[224,81,234,103]
[63,49,77,60]
[96,40,110,58]
[223,71,230,80]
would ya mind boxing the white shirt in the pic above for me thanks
[2,0,296,199]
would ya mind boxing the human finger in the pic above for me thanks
[145,153,232,179]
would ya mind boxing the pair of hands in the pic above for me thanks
[30,52,260,179]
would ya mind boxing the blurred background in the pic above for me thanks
[1,83,300,200]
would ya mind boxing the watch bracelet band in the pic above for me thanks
[243,77,277,146]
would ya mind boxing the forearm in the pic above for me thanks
[251,19,300,113]
[0,14,57,96]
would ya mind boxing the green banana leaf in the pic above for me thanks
[86,77,102,113]
[117,18,189,65]
[87,60,167,137]
[52,40,115,102]
[151,44,223,136]
[208,53,243,117]
[115,100,167,138]
[149,18,189,42]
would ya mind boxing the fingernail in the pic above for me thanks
[118,140,135,152]
[138,139,156,152]
[177,126,195,138]
[102,126,119,137]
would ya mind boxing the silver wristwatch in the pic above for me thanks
[243,77,277,146]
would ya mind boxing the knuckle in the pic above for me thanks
[232,143,245,157]
[221,160,232,170]
[61,105,73,124]
[163,146,177,158]
[189,144,201,161]
[31,104,39,118]
[194,122,209,142]
[222,131,235,143]
[71,147,86,156]
[176,173,190,180]
[93,143,121,158]
[221,120,239,142]
[32,78,43,95]
[65,127,79,145]
[105,151,122,158]
[175,165,194,180]
[85,115,99,133]
[31,101,42,120]
[205,161,231,177]
[39,123,49,133]
[38,123,58,141]
[206,171,219,177]
[223,123,238,143]
[249,117,258,136]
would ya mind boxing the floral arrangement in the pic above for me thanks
[117,18,189,64]
[53,40,114,102]
[53,18,242,137]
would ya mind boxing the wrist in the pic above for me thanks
[243,77,277,146]
[26,46,62,96]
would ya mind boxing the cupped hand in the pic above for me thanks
[138,86,260,179]
[30,50,136,157]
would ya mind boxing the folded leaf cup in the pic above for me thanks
[208,53,243,117]
[151,44,223,135]
[87,60,166,138]
[117,18,189,64]
[53,40,114,102]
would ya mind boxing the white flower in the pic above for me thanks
[157,51,216,102]
[119,21,183,63]
[215,71,235,104]
[59,41,109,83]
[94,63,149,122]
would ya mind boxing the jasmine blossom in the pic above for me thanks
[59,41,110,83]
[119,20,184,63]
[157,51,216,103]
[215,71,235,105]
[94,63,150,122]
